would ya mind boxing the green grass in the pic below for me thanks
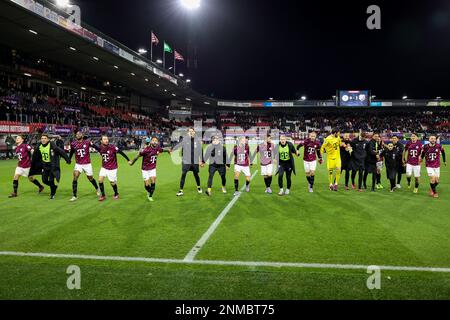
[0,148,449,299]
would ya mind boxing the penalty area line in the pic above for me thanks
[1,251,450,273]
[183,170,259,262]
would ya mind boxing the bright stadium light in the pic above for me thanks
[55,0,70,8]
[402,95,408,100]
[179,73,184,77]
[186,79,191,83]
[301,96,307,101]
[180,0,201,10]
[156,59,163,64]
[138,48,147,54]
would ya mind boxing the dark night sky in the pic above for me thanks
[75,0,450,100]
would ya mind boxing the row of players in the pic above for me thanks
[7,128,447,201]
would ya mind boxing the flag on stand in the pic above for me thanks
[151,32,159,45]
[164,42,173,53]
[175,51,185,61]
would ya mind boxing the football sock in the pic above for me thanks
[335,170,341,185]
[99,182,105,197]
[328,170,334,185]
[310,175,315,188]
[306,176,311,186]
[32,180,43,188]
[112,184,118,196]
[234,179,239,191]
[145,184,151,193]
[407,177,411,186]
[149,183,155,197]
[13,180,18,194]
[90,178,99,190]
[268,176,272,186]
[430,183,436,193]
[72,181,78,197]
[415,180,419,189]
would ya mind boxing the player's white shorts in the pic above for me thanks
[376,161,383,170]
[142,169,157,180]
[74,163,94,176]
[15,167,30,177]
[406,164,421,177]
[304,160,317,173]
[426,167,440,178]
[235,165,251,177]
[99,168,118,182]
[260,164,273,176]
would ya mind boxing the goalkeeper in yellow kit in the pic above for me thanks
[320,129,346,191]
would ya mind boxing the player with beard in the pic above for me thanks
[404,133,423,194]
[276,135,298,196]
[340,133,353,190]
[392,135,405,189]
[172,128,204,197]
[204,136,229,196]
[232,136,252,196]
[129,137,170,202]
[350,132,367,192]
[421,134,446,198]
[96,135,130,201]
[297,132,322,193]
[257,135,275,194]
[68,131,100,202]
[8,135,44,198]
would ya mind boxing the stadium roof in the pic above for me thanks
[0,0,216,106]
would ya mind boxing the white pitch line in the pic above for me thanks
[184,170,259,262]
[1,251,450,273]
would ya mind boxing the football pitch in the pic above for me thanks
[0,148,449,300]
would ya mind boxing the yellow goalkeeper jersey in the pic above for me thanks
[320,135,342,160]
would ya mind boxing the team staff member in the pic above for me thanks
[392,135,405,189]
[30,133,71,199]
[381,142,400,192]
[276,135,298,196]
[320,129,344,191]
[172,128,205,197]
[204,136,229,196]
[340,133,352,190]
[364,133,381,192]
[350,132,367,192]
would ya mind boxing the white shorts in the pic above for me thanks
[426,167,440,178]
[304,160,317,173]
[15,167,30,178]
[142,169,157,180]
[406,164,421,177]
[376,161,383,170]
[74,163,94,176]
[99,168,118,182]
[235,165,251,177]
[260,164,274,176]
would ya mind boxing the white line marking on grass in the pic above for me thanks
[1,251,450,273]
[183,170,259,262]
